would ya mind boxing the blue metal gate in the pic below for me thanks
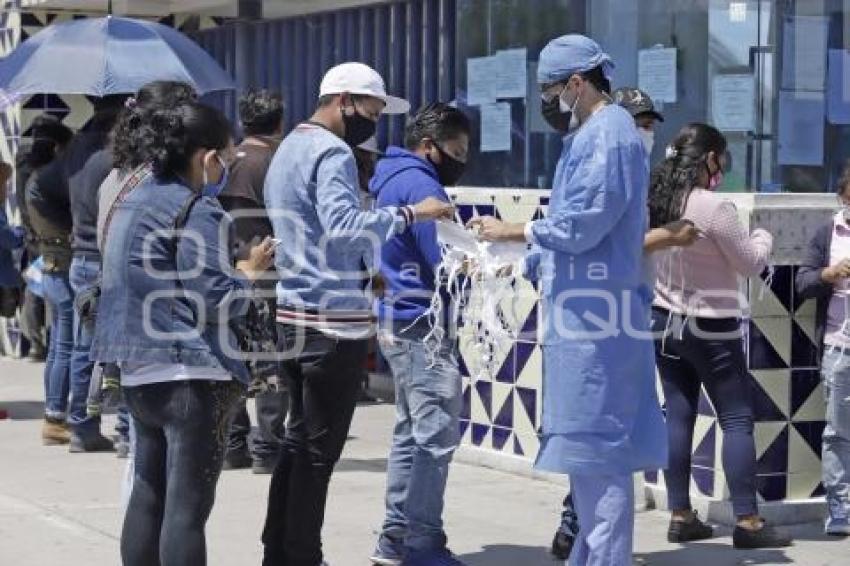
[192,0,457,147]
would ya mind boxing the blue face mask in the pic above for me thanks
[201,153,229,198]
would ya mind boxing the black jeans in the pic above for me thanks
[122,380,242,566]
[262,324,368,566]
[227,389,288,461]
[651,307,758,517]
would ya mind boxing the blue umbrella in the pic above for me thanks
[0,16,234,96]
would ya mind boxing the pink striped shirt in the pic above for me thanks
[653,188,773,318]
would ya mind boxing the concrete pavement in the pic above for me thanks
[1,357,848,565]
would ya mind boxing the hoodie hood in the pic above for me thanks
[369,146,440,197]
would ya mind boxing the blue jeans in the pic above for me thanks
[652,308,758,517]
[42,272,73,418]
[69,255,101,435]
[378,324,462,552]
[821,349,850,527]
[122,380,241,566]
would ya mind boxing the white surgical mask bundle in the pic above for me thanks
[404,219,530,378]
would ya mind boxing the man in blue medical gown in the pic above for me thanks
[469,34,668,565]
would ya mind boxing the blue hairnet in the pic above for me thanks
[537,34,615,85]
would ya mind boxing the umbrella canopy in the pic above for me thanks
[0,16,234,97]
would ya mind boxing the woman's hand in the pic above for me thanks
[466,216,527,243]
[237,237,275,281]
[822,259,850,285]
[664,220,700,247]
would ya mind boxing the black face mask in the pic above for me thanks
[541,97,570,134]
[430,144,467,186]
[342,105,377,147]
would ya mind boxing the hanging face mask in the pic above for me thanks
[706,158,724,191]
[342,103,377,148]
[201,153,229,198]
[638,128,655,155]
[429,143,467,186]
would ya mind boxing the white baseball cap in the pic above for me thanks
[319,62,410,115]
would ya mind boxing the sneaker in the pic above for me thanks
[404,548,465,566]
[550,527,575,560]
[732,523,793,549]
[42,418,70,445]
[825,516,850,536]
[370,535,404,565]
[69,432,115,453]
[222,447,252,470]
[667,512,714,543]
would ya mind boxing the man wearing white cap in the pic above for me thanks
[261,62,452,566]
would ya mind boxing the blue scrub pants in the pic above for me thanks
[569,472,634,566]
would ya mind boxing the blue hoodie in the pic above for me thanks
[370,146,447,323]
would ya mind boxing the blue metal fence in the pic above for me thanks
[191,0,457,147]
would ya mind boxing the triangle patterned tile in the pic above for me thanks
[749,277,789,318]
[491,383,513,428]
[491,426,512,452]
[755,424,789,474]
[471,380,492,423]
[692,419,716,469]
[793,381,826,423]
[515,386,538,429]
[791,319,819,369]
[788,423,823,474]
[750,317,791,368]
[516,344,542,389]
[791,369,824,421]
[754,422,788,460]
[751,369,791,420]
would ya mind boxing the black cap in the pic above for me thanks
[613,87,664,122]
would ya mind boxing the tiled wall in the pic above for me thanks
[448,187,836,508]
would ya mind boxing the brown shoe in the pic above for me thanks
[42,418,71,445]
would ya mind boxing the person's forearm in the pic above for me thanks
[643,228,675,254]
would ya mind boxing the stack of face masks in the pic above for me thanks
[402,219,528,377]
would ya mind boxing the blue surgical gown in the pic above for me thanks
[527,104,668,476]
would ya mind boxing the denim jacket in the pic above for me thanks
[90,176,252,383]
[264,123,406,314]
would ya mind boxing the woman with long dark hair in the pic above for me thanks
[90,99,274,566]
[649,123,790,548]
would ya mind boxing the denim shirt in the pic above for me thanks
[264,123,406,313]
[90,176,252,383]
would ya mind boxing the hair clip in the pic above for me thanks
[124,97,138,110]
[665,146,678,159]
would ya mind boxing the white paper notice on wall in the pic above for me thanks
[480,102,512,152]
[494,48,527,99]
[467,56,499,106]
[712,74,755,132]
[638,47,677,103]
[777,90,825,166]
[781,15,828,91]
[827,49,850,125]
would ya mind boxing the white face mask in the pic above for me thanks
[638,128,655,155]
[559,86,582,132]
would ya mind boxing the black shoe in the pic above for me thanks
[69,433,115,453]
[223,448,252,470]
[550,527,575,561]
[667,513,714,543]
[252,458,276,475]
[733,523,793,549]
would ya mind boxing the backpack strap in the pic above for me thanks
[100,164,152,251]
